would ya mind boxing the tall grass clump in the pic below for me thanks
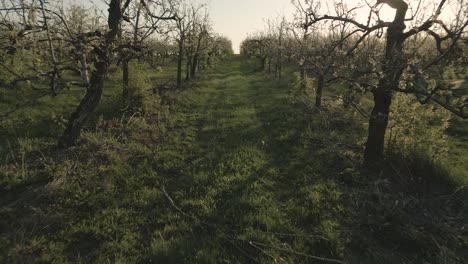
[385,93,456,186]
[124,63,160,113]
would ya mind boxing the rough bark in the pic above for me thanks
[59,0,122,148]
[185,58,191,80]
[59,60,108,148]
[191,55,198,79]
[364,0,408,164]
[191,31,204,79]
[122,3,140,107]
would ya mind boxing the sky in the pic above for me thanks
[69,0,457,54]
[70,0,294,54]
[207,0,397,54]
[208,0,456,54]
[209,0,295,53]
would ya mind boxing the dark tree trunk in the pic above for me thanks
[177,40,184,88]
[186,58,191,80]
[364,0,408,164]
[277,50,282,80]
[315,76,324,108]
[275,60,282,79]
[365,84,393,163]
[278,59,282,79]
[268,58,272,73]
[192,32,203,79]
[59,61,107,148]
[122,58,129,106]
[191,55,198,79]
[261,57,266,71]
[59,0,122,148]
[275,63,278,78]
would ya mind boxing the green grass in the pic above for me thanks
[1,55,467,263]
[0,60,180,158]
[447,117,468,183]
[324,74,468,185]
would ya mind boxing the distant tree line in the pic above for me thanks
[0,0,233,147]
[241,0,467,165]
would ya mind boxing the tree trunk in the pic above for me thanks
[186,58,191,80]
[191,55,198,79]
[300,20,309,92]
[177,40,184,88]
[59,61,107,148]
[315,76,324,108]
[268,58,272,73]
[278,59,282,79]
[278,19,284,80]
[59,0,121,148]
[364,0,408,164]
[122,58,129,106]
[275,62,278,78]
[364,85,393,163]
[192,32,203,79]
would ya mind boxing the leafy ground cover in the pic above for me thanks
[1,56,467,263]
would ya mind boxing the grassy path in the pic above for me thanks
[1,55,351,264]
[150,56,351,263]
[2,55,465,263]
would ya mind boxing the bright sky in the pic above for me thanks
[208,0,456,54]
[209,0,295,53]
[73,0,458,54]
[75,0,294,54]
[207,0,397,54]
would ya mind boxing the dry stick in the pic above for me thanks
[162,187,207,223]
[248,241,280,263]
[163,187,331,239]
[161,187,347,264]
[253,230,330,241]
[247,240,347,264]
[224,238,260,263]
[39,1,57,65]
